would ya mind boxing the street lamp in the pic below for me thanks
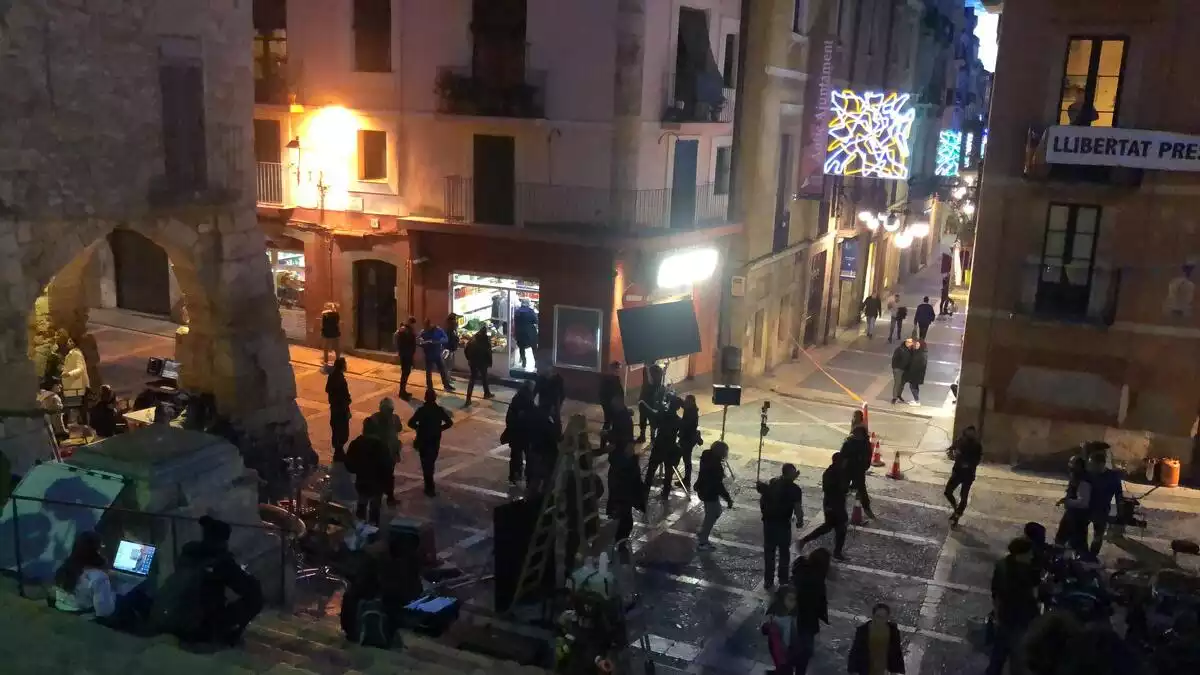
[882,213,901,233]
[286,137,301,185]
[894,231,914,249]
[909,222,930,238]
[961,202,976,217]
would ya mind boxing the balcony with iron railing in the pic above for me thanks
[1013,262,1121,327]
[434,66,547,119]
[443,177,730,231]
[256,161,286,206]
[1024,125,1144,187]
[662,71,733,124]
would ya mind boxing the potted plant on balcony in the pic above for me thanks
[434,70,476,114]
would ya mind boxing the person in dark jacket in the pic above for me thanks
[525,402,562,495]
[598,361,625,451]
[787,548,832,675]
[394,317,417,400]
[848,603,906,675]
[463,327,494,406]
[890,340,912,405]
[503,383,536,484]
[346,419,393,525]
[939,275,952,315]
[678,394,701,489]
[694,441,733,549]
[606,440,645,561]
[167,516,263,645]
[1061,449,1123,558]
[607,395,635,455]
[643,397,682,502]
[799,453,850,560]
[904,339,929,406]
[843,426,876,520]
[512,298,538,369]
[887,295,907,343]
[418,319,454,392]
[407,389,453,497]
[944,425,982,525]
[365,398,403,505]
[757,463,805,588]
[326,357,352,461]
[340,534,424,645]
[535,366,566,425]
[443,314,461,370]
[319,303,341,366]
[861,294,883,339]
[988,538,1040,675]
[914,296,936,340]
[636,364,665,443]
[89,384,121,438]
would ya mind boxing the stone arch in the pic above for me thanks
[0,210,309,472]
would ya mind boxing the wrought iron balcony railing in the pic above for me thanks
[434,66,547,119]
[663,71,733,123]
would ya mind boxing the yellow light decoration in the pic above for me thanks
[823,90,916,180]
[296,106,358,211]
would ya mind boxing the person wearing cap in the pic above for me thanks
[169,516,263,645]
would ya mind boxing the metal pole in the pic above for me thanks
[720,405,729,441]
[12,496,25,598]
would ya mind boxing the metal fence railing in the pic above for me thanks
[2,494,292,606]
[434,66,548,119]
[444,177,731,230]
[663,71,734,124]
[256,161,285,205]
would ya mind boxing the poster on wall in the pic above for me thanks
[553,305,603,371]
[839,238,859,280]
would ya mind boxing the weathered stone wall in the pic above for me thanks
[0,0,308,470]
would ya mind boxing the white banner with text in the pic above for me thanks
[1044,125,1200,172]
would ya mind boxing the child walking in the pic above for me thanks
[762,586,802,675]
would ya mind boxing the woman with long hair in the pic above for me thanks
[53,531,115,617]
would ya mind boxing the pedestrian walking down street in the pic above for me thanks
[326,357,351,461]
[1057,448,1123,558]
[757,463,804,589]
[939,274,952,315]
[694,441,733,550]
[606,439,645,562]
[786,548,831,675]
[345,418,392,526]
[319,302,342,366]
[986,538,1041,675]
[678,394,702,488]
[407,390,453,497]
[443,314,460,370]
[861,293,883,339]
[914,296,936,340]
[512,298,539,370]
[890,339,913,405]
[366,398,403,505]
[394,317,417,400]
[598,361,625,452]
[904,339,928,406]
[644,397,683,502]
[886,294,907,343]
[944,425,983,524]
[463,326,494,406]
[503,383,536,484]
[843,426,876,520]
[418,319,455,392]
[637,363,666,443]
[525,402,562,495]
[848,603,906,675]
[799,452,850,560]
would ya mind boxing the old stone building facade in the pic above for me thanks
[0,0,306,472]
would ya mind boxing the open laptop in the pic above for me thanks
[111,540,157,595]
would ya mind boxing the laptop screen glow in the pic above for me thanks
[112,540,157,576]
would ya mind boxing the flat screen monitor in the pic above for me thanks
[617,300,702,365]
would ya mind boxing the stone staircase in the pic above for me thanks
[0,582,548,675]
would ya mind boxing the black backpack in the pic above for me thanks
[355,597,394,648]
[149,558,215,637]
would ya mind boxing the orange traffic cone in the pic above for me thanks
[851,503,864,526]
[860,402,870,430]
[870,433,885,467]
[887,450,903,480]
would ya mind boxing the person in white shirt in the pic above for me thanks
[53,531,116,617]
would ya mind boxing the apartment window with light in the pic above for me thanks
[1037,204,1100,317]
[353,0,392,73]
[358,130,387,181]
[1058,37,1127,127]
[714,146,732,195]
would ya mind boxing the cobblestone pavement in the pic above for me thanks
[86,298,1200,675]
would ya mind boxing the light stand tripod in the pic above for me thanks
[756,401,770,483]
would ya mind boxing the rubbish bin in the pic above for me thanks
[1159,458,1181,488]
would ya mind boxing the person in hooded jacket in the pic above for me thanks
[843,425,876,520]
[636,364,665,443]
[365,398,403,505]
[503,383,536,484]
[346,418,393,525]
[904,340,929,406]
[326,357,352,461]
[463,326,495,406]
[643,397,683,502]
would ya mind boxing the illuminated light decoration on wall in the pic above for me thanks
[963,132,976,170]
[296,105,358,211]
[823,90,916,180]
[980,128,989,159]
[935,130,963,177]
